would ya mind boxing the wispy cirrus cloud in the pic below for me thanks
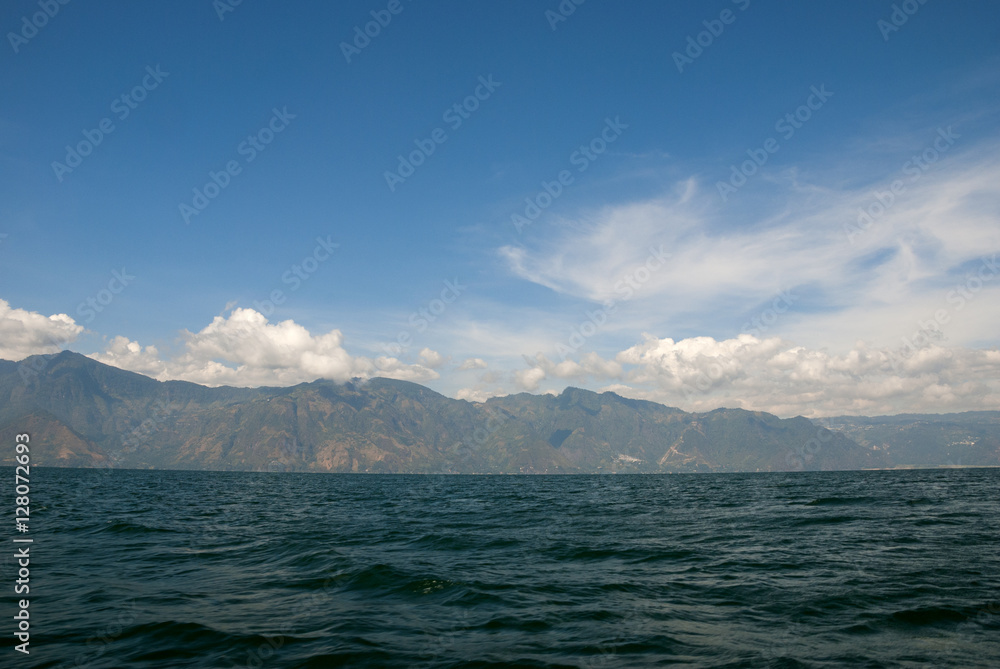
[4,126,998,418]
[496,136,1000,353]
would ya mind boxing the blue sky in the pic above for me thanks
[3,0,999,417]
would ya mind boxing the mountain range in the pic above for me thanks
[1,351,997,473]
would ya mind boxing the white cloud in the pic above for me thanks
[7,296,999,418]
[519,351,624,383]
[0,299,83,361]
[371,356,440,383]
[91,336,168,378]
[514,366,546,391]
[418,348,447,369]
[512,334,1000,417]
[454,387,505,403]
[498,143,1000,352]
[458,357,488,370]
[9,129,1000,419]
[90,307,437,388]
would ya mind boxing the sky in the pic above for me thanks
[2,0,999,418]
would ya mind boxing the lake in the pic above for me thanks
[11,467,1000,667]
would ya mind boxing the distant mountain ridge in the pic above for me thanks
[1,351,997,473]
[820,412,1000,469]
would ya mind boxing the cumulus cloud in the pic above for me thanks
[85,314,1000,416]
[512,334,1000,417]
[90,307,437,388]
[514,366,547,392]
[418,348,447,369]
[455,387,506,403]
[370,356,440,383]
[91,336,169,378]
[477,134,1000,415]
[458,357,488,370]
[0,299,83,361]
[7,295,999,417]
[519,351,624,384]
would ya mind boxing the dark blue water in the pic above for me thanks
[7,467,1000,668]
